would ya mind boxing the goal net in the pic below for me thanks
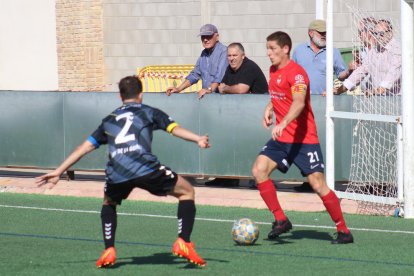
[333,2,402,215]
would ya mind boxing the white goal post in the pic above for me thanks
[324,0,414,218]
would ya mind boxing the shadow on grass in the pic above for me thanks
[232,243,261,247]
[110,252,227,269]
[265,230,333,244]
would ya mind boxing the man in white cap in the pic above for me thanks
[166,24,228,99]
[292,19,350,96]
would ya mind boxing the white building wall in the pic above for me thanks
[0,0,58,91]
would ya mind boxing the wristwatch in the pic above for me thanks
[207,87,212,93]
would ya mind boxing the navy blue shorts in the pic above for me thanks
[104,165,178,204]
[259,139,325,176]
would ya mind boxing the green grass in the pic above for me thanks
[1,193,414,275]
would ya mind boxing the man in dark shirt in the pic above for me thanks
[219,42,268,94]
[36,76,210,268]
[206,42,268,188]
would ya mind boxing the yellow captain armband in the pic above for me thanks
[166,122,179,133]
[291,83,307,95]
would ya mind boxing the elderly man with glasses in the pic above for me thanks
[334,19,401,96]
[292,19,350,96]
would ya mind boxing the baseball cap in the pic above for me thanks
[198,24,218,36]
[309,19,326,32]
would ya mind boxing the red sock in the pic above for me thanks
[321,190,350,233]
[257,179,286,221]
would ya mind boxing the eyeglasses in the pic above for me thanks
[373,30,391,37]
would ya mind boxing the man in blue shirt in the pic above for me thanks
[166,24,228,99]
[292,19,350,95]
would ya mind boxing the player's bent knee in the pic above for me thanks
[307,172,328,195]
[103,196,118,206]
[170,176,195,200]
[252,163,269,181]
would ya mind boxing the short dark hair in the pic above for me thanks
[266,31,292,55]
[118,76,143,101]
[228,42,245,53]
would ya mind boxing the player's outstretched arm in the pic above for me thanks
[171,126,210,148]
[35,140,96,188]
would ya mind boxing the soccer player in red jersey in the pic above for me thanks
[251,31,353,244]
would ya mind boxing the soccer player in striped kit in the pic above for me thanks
[36,76,209,267]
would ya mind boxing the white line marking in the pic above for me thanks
[1,204,413,235]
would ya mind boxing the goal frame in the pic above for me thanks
[323,0,414,218]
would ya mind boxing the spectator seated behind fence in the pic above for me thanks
[334,19,402,96]
[218,42,268,94]
[166,24,228,99]
[205,42,269,188]
[292,19,350,96]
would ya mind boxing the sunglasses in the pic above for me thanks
[201,35,215,40]
[314,30,326,36]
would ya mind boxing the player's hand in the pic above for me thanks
[262,108,273,129]
[35,172,60,189]
[197,134,210,148]
[272,120,287,140]
[166,87,179,96]
[271,124,286,140]
[198,88,211,99]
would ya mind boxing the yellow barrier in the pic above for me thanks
[137,65,202,93]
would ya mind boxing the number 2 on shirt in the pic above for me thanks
[115,112,136,144]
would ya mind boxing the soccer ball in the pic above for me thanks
[231,218,259,245]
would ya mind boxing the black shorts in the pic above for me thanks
[259,139,325,176]
[104,165,178,204]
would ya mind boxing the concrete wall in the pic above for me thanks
[102,0,401,91]
[0,91,354,181]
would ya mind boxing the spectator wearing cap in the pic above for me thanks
[166,24,228,99]
[292,19,350,95]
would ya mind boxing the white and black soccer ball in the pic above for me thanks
[231,218,259,245]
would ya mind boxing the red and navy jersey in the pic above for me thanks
[268,60,319,144]
[88,102,178,184]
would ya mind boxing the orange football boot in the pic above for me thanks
[172,237,206,267]
[96,247,117,268]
